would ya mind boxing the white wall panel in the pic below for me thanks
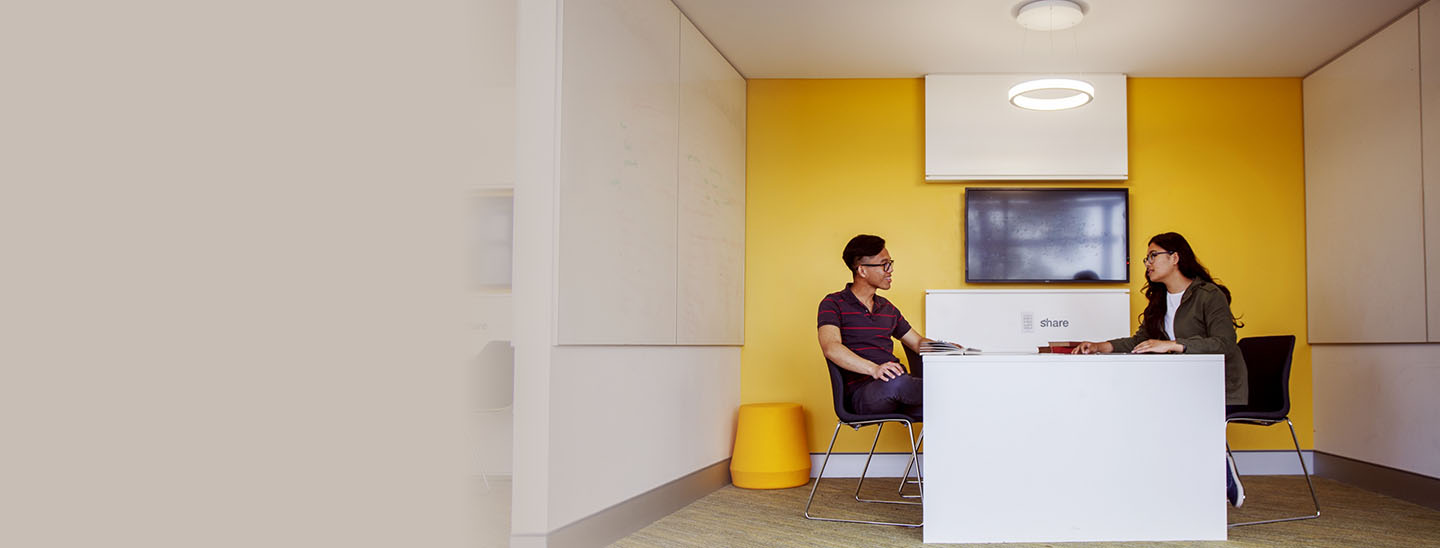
[546,346,740,529]
[1312,344,1440,479]
[1303,11,1426,343]
[558,0,681,344]
[677,16,746,345]
[925,73,1127,180]
[1421,2,1440,341]
[926,289,1130,353]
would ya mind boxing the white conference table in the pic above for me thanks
[921,352,1227,544]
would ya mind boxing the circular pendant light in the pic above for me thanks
[1007,78,1095,111]
[1011,0,1093,111]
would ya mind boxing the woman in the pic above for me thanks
[1075,232,1249,506]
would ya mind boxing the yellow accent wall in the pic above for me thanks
[744,78,1311,453]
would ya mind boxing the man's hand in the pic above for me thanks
[870,361,905,381]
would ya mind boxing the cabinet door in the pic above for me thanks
[1304,11,1426,343]
[1423,3,1440,342]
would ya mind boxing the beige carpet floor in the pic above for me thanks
[611,475,1440,547]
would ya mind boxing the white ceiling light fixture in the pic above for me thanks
[1016,0,1085,31]
[1011,0,1094,111]
[1008,78,1094,110]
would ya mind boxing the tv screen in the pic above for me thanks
[965,188,1129,283]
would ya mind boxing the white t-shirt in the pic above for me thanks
[1164,291,1184,340]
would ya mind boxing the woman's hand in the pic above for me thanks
[1075,341,1112,354]
[870,361,905,381]
[1131,339,1184,354]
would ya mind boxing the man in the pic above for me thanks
[817,234,931,418]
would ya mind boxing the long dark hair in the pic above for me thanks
[1140,232,1243,336]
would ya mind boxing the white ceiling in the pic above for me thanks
[671,0,1425,78]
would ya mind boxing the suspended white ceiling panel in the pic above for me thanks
[925,73,1128,181]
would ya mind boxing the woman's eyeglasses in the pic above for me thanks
[1142,250,1176,265]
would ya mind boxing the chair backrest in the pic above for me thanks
[901,345,923,379]
[476,340,515,410]
[1235,335,1296,418]
[825,359,868,423]
[825,356,920,424]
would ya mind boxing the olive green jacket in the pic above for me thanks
[1107,279,1248,405]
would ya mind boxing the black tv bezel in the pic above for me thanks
[963,187,1130,284]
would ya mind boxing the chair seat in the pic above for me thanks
[1226,411,1288,423]
[840,413,922,425]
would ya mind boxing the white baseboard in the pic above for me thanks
[544,459,730,548]
[1229,450,1316,476]
[809,450,1315,478]
[809,453,925,478]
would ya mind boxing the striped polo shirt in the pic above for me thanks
[817,284,913,390]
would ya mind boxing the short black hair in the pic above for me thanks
[842,234,886,272]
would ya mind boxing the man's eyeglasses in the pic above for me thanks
[859,260,895,273]
[1142,250,1176,265]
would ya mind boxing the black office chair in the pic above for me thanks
[804,350,923,527]
[1225,335,1320,527]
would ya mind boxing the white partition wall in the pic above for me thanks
[513,1,744,546]
[1303,1,1440,495]
[926,289,1130,352]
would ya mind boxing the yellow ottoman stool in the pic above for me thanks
[730,402,810,489]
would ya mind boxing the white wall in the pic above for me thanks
[512,0,561,543]
[548,347,739,528]
[476,0,517,479]
[1312,345,1440,479]
[1302,1,1440,482]
[512,1,744,546]
[3,1,481,547]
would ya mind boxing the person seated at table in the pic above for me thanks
[817,234,933,419]
[1075,232,1249,507]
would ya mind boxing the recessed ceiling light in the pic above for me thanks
[1015,0,1085,32]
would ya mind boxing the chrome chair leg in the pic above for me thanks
[898,427,923,498]
[852,422,884,502]
[804,422,845,521]
[804,421,921,527]
[856,420,921,506]
[906,422,923,503]
[1227,418,1321,528]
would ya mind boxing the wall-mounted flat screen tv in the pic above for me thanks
[965,188,1129,283]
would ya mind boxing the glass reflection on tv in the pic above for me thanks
[965,188,1128,283]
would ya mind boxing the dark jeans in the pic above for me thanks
[851,374,923,420]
